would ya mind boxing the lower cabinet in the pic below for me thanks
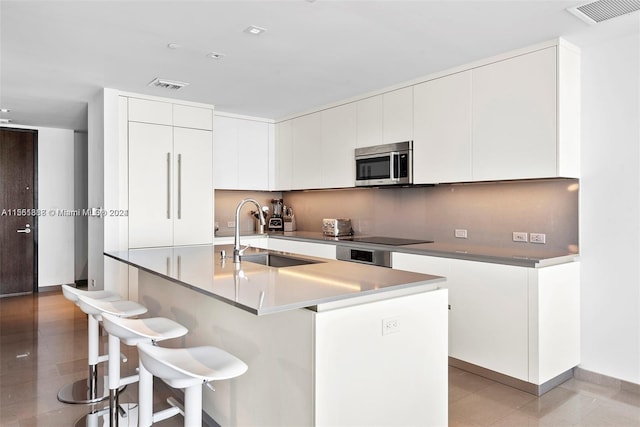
[266,238,336,259]
[392,252,580,387]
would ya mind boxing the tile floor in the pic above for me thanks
[1,290,639,426]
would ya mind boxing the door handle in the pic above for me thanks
[177,153,182,220]
[17,224,31,234]
[166,152,171,219]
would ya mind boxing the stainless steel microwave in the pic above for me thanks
[355,141,413,187]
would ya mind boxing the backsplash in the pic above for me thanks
[215,179,579,254]
[214,190,283,236]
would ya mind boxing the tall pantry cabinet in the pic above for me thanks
[88,89,213,292]
[127,98,213,248]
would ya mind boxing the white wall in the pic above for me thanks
[579,31,640,385]
[37,127,75,287]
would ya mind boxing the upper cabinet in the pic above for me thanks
[413,42,580,183]
[274,120,293,191]
[472,47,558,181]
[414,71,473,184]
[382,87,413,144]
[213,114,272,191]
[321,103,357,188]
[356,96,383,148]
[277,39,579,188]
[291,113,322,190]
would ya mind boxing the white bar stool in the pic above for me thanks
[99,312,189,427]
[58,284,122,404]
[73,296,149,427]
[137,343,248,427]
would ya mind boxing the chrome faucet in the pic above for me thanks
[233,198,266,263]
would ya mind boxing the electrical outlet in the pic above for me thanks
[530,233,546,244]
[227,221,235,228]
[513,232,528,243]
[382,317,401,336]
[454,229,468,239]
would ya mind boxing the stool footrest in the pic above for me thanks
[152,398,183,423]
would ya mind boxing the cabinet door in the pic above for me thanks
[291,113,322,190]
[449,259,529,381]
[128,122,174,248]
[413,71,472,184]
[128,98,172,125]
[173,104,213,130]
[383,87,413,143]
[321,104,356,188]
[274,121,293,190]
[472,47,557,181]
[238,120,270,191]
[213,115,239,189]
[173,127,213,246]
[356,96,383,148]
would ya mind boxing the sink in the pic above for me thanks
[242,253,323,268]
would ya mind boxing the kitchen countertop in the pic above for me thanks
[266,231,579,268]
[105,245,444,316]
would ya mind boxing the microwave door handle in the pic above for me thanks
[390,152,400,181]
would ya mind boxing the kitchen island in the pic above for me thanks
[106,245,448,426]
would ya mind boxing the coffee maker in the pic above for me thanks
[268,198,284,231]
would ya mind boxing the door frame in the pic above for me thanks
[0,127,38,294]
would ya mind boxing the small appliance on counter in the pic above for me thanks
[268,198,284,231]
[322,218,353,237]
[284,206,296,232]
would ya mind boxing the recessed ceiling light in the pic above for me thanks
[0,108,10,113]
[147,78,189,90]
[167,43,182,50]
[206,52,225,60]
[0,118,12,124]
[244,25,266,35]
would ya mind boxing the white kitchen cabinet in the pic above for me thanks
[128,122,213,248]
[392,252,580,390]
[128,122,174,248]
[413,71,473,184]
[213,114,270,190]
[383,87,413,143]
[173,104,213,130]
[356,95,383,148]
[128,97,172,125]
[472,46,574,181]
[321,103,356,188]
[267,238,336,259]
[291,113,322,190]
[274,120,293,191]
[449,259,529,381]
[172,127,213,246]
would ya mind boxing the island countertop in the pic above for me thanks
[106,245,444,315]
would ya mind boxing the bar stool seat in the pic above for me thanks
[58,285,124,405]
[137,343,248,426]
[78,297,148,321]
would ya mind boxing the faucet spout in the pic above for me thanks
[233,198,265,263]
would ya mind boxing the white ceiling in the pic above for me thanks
[1,0,639,132]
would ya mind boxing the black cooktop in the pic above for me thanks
[339,236,434,246]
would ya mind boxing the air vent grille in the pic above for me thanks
[148,78,189,90]
[568,0,640,24]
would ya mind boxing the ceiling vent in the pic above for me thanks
[148,78,189,90]
[568,0,640,24]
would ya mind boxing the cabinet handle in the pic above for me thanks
[166,152,171,219]
[177,153,182,220]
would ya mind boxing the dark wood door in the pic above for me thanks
[0,128,37,296]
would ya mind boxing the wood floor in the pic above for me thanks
[1,290,639,426]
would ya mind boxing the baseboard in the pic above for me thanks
[574,366,640,395]
[449,357,574,396]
